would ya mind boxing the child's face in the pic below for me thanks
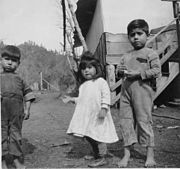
[1,56,19,72]
[81,64,96,80]
[128,28,148,50]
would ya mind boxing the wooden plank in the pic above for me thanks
[105,32,129,43]
[160,46,178,65]
[157,31,177,43]
[155,62,180,99]
[156,40,174,56]
[106,65,116,102]
[158,33,177,51]
[106,55,123,65]
[106,36,177,65]
[151,24,176,34]
[106,42,133,55]
[154,34,178,64]
[111,92,121,105]
[110,79,122,92]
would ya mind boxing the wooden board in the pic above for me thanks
[105,32,129,43]
[106,55,123,65]
[106,42,133,55]
[155,62,180,99]
[106,65,116,103]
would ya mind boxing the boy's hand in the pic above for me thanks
[116,65,128,75]
[98,108,107,120]
[24,109,30,120]
[124,70,141,79]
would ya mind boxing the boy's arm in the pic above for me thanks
[22,80,35,120]
[24,101,32,120]
[23,90,35,120]
[140,51,161,80]
[23,79,36,102]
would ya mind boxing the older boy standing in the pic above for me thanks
[1,45,35,169]
[116,19,161,167]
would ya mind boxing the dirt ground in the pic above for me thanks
[19,92,180,168]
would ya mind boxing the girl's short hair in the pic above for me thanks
[77,51,104,84]
[127,19,149,35]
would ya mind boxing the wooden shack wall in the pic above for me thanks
[105,32,133,65]
[93,28,180,104]
[94,30,178,67]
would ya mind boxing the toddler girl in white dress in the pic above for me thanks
[63,52,118,167]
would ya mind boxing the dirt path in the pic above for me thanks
[22,92,180,168]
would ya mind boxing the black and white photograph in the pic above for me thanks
[0,0,180,168]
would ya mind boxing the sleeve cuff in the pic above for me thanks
[24,92,36,102]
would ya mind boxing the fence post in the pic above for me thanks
[40,72,43,90]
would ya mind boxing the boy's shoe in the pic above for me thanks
[88,157,108,168]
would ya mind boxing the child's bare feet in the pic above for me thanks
[145,147,156,168]
[14,158,26,169]
[2,159,8,169]
[145,157,156,168]
[117,156,130,168]
[117,146,130,168]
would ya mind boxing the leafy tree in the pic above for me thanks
[0,41,75,91]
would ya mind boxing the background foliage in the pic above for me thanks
[0,41,76,91]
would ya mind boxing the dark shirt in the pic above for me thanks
[1,72,35,102]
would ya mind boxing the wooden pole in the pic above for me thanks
[66,0,88,52]
[161,0,180,52]
[172,1,180,49]
[40,72,43,90]
[62,0,66,51]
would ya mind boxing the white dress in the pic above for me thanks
[67,77,119,143]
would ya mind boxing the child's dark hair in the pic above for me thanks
[1,45,21,59]
[77,51,104,84]
[127,19,149,36]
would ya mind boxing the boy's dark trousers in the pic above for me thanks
[1,95,24,159]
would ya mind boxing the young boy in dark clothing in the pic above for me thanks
[1,45,35,169]
[116,19,161,167]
